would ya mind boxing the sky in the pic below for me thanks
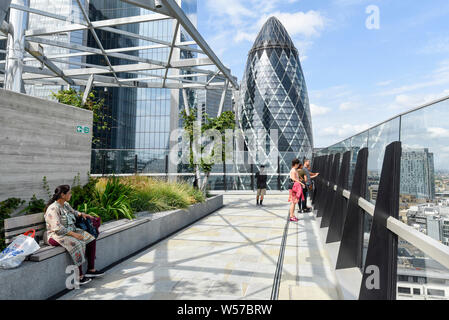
[196,0,449,148]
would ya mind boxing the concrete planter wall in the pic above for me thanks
[0,195,223,300]
[0,89,93,201]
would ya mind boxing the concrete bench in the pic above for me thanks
[3,211,144,262]
[29,219,134,262]
[0,195,223,300]
[3,212,46,246]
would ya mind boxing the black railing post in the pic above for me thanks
[250,164,254,191]
[312,156,322,207]
[336,148,368,270]
[359,141,401,300]
[312,156,323,205]
[102,153,106,177]
[134,154,138,175]
[316,154,332,217]
[320,153,340,227]
[165,154,169,182]
[327,151,351,243]
[277,156,281,190]
[223,160,227,191]
[314,155,324,214]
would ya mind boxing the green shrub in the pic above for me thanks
[0,198,25,217]
[122,176,204,214]
[88,194,134,221]
[83,177,135,222]
[188,185,206,203]
[0,198,25,251]
[60,175,206,224]
[24,195,46,214]
[70,174,99,210]
[42,176,52,200]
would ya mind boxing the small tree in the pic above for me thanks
[181,108,235,192]
[52,88,111,146]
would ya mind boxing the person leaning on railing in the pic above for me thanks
[302,159,319,209]
[288,159,306,222]
[44,185,104,285]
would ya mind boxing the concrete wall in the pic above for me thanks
[0,195,223,300]
[0,89,93,201]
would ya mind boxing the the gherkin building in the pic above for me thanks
[237,16,314,189]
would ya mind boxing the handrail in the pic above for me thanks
[323,178,449,270]
[315,95,449,150]
[90,173,292,177]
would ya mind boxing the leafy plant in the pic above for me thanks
[1,198,26,251]
[181,108,235,191]
[88,194,134,221]
[51,88,112,147]
[72,172,81,188]
[66,175,206,223]
[42,176,52,200]
[23,195,46,214]
[70,174,99,211]
[0,198,25,217]
[122,176,204,214]
[87,177,135,221]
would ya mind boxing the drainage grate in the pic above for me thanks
[270,211,290,300]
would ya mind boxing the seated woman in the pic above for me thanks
[44,185,104,285]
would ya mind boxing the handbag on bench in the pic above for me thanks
[75,216,101,239]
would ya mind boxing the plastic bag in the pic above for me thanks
[0,230,40,269]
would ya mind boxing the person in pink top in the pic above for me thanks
[288,159,305,222]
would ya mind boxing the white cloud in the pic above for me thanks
[376,80,393,87]
[256,11,327,38]
[379,60,449,96]
[204,0,327,59]
[322,123,371,138]
[427,127,449,138]
[234,31,257,43]
[310,85,352,100]
[233,11,326,43]
[389,89,449,110]
[204,0,256,26]
[420,37,449,54]
[310,104,330,116]
[339,101,358,111]
[333,0,372,6]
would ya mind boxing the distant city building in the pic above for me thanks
[401,148,436,200]
[442,219,449,246]
[196,74,235,121]
[406,203,449,244]
[369,184,379,202]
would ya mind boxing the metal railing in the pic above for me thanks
[313,142,449,300]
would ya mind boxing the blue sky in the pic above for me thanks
[197,0,449,148]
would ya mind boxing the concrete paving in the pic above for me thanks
[59,194,340,300]
[278,211,341,300]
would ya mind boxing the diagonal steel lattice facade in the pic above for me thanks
[237,17,314,189]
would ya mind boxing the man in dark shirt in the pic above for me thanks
[255,165,267,206]
[302,159,319,211]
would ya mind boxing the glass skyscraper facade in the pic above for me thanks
[238,17,314,188]
[22,0,88,97]
[86,0,197,174]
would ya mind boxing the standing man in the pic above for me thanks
[302,159,319,211]
[256,165,267,206]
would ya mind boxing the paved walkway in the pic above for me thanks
[60,195,340,300]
